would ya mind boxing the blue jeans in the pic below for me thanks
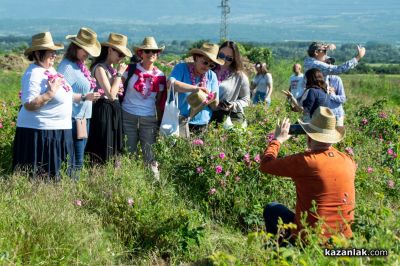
[263,202,295,236]
[253,91,271,106]
[71,118,90,179]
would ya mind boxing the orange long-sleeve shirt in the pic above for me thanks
[259,140,356,238]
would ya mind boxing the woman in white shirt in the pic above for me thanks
[13,32,74,180]
[251,62,273,106]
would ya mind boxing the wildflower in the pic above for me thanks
[243,153,250,163]
[378,112,387,119]
[208,188,217,195]
[219,152,226,159]
[345,147,354,156]
[393,153,398,159]
[74,199,82,207]
[387,180,395,189]
[127,198,134,206]
[367,167,373,174]
[0,122,3,129]
[361,118,368,125]
[215,165,223,174]
[192,139,204,146]
[196,167,204,174]
[235,176,240,182]
[387,148,394,156]
[267,133,275,142]
[254,154,261,163]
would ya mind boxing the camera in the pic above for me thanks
[289,124,306,135]
[325,57,336,65]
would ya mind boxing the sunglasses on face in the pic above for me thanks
[143,50,159,55]
[112,48,125,58]
[218,52,233,62]
[199,57,216,69]
[317,49,327,54]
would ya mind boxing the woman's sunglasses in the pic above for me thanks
[112,48,125,58]
[218,52,233,62]
[143,50,160,54]
[199,57,216,69]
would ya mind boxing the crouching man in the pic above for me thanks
[259,107,356,243]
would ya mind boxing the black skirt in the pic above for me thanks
[86,99,123,163]
[12,127,74,181]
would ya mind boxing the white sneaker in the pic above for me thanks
[150,162,160,181]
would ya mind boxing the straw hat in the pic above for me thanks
[189,43,224,65]
[187,90,217,118]
[134,36,165,53]
[102,33,132,57]
[66,27,101,57]
[298,107,345,144]
[24,32,64,56]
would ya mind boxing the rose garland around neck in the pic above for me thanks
[77,61,97,89]
[44,70,71,92]
[133,65,160,99]
[215,65,231,85]
[188,63,207,87]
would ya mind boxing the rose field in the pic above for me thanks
[0,59,399,265]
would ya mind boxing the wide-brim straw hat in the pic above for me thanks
[298,106,345,144]
[66,27,101,57]
[102,33,132,57]
[187,90,217,118]
[134,36,165,53]
[24,32,64,56]
[189,43,224,65]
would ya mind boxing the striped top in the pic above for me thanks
[58,58,93,119]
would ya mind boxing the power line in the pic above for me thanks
[218,0,230,42]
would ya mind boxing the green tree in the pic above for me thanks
[247,47,273,65]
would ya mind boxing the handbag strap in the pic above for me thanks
[81,101,89,119]
[166,80,179,106]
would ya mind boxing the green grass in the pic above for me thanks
[0,61,399,265]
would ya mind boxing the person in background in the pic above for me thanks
[13,32,73,181]
[288,63,304,104]
[58,27,101,179]
[283,68,332,122]
[211,41,250,126]
[121,37,166,179]
[251,62,273,106]
[167,42,223,137]
[259,107,355,244]
[325,57,346,126]
[86,33,131,163]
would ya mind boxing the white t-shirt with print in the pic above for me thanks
[122,64,165,116]
[17,63,73,129]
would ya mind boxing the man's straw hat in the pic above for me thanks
[102,33,132,57]
[66,27,101,57]
[134,36,165,53]
[24,32,64,56]
[189,43,224,65]
[298,106,345,144]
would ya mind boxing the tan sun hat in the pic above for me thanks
[102,33,132,57]
[66,27,101,57]
[298,106,345,144]
[24,32,64,56]
[189,43,224,65]
[134,36,165,53]
[187,90,217,118]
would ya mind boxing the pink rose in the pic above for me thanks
[74,199,82,207]
[387,180,395,189]
[196,167,204,174]
[215,165,223,174]
[243,153,250,163]
[192,139,204,146]
[219,152,226,159]
[208,188,217,195]
[367,167,373,174]
[254,154,261,163]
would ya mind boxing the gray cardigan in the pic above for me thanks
[218,71,250,114]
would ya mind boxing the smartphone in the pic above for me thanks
[289,124,306,135]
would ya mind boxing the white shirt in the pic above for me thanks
[122,64,165,116]
[252,73,273,94]
[17,64,73,129]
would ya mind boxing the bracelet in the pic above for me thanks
[117,72,123,77]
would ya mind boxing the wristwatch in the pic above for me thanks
[117,72,123,77]
[81,94,86,102]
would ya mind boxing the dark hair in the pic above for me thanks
[27,50,47,62]
[64,43,81,63]
[90,46,109,71]
[219,41,243,72]
[255,61,268,75]
[305,68,327,91]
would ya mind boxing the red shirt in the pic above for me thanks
[259,140,356,238]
